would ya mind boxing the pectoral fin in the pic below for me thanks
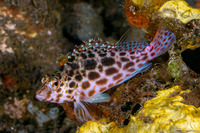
[74,101,94,122]
[83,93,111,103]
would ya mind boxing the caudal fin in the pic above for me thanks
[147,27,176,59]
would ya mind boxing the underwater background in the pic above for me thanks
[0,0,199,132]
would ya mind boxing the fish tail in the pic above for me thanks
[147,27,176,59]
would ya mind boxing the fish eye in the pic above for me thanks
[49,79,60,91]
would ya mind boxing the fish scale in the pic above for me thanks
[36,27,176,122]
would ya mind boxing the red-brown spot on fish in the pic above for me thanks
[151,52,155,57]
[113,73,123,81]
[136,59,140,63]
[82,81,90,90]
[88,89,95,97]
[75,75,82,81]
[120,57,130,62]
[88,71,100,80]
[98,65,103,72]
[57,94,63,99]
[130,51,135,54]
[66,95,71,99]
[50,98,54,101]
[46,91,52,99]
[60,82,64,87]
[138,63,143,68]
[84,59,97,70]
[117,61,122,68]
[119,52,126,56]
[116,79,123,84]
[56,88,62,93]
[105,67,119,76]
[69,81,75,88]
[99,87,107,93]
[55,98,60,103]
[96,78,108,85]
[128,68,136,72]
[101,57,115,66]
[130,56,136,60]
[80,91,86,97]
[141,55,148,61]
[149,46,153,52]
[123,62,135,70]
[66,89,73,94]
[108,83,114,88]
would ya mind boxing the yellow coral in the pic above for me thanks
[76,86,200,133]
[129,0,168,9]
[186,44,200,50]
[125,0,200,29]
[159,0,200,24]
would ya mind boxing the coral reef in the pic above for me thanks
[125,0,200,28]
[77,86,200,133]
[168,56,189,82]
[63,2,104,42]
[76,0,200,132]
[125,0,200,51]
[124,0,167,28]
[27,102,59,127]
[0,0,75,132]
[4,98,29,119]
[159,0,200,24]
[0,0,199,132]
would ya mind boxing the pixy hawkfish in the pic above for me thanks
[36,27,175,122]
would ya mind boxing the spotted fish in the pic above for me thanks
[36,27,176,122]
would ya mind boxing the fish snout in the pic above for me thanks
[35,86,49,101]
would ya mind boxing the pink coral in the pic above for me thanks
[4,98,29,119]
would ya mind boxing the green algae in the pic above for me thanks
[168,58,181,82]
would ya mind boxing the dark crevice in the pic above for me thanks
[121,102,133,112]
[181,47,200,74]
[123,116,130,126]
[131,103,142,115]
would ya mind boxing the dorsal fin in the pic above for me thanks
[117,28,131,44]
[58,39,118,65]
[116,27,149,52]
[119,41,149,52]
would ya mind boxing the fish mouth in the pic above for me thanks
[35,86,49,101]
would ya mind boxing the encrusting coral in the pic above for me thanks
[4,98,29,119]
[77,85,200,133]
[125,0,200,52]
[125,0,200,28]
[159,0,200,24]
